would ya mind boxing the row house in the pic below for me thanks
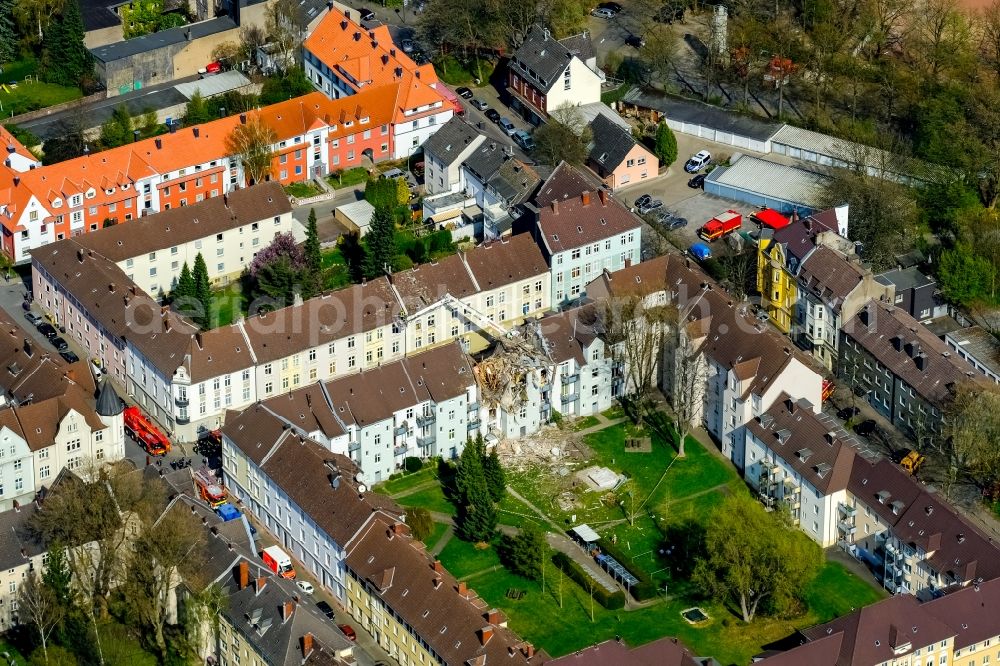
[461,142,542,240]
[839,300,986,444]
[302,8,454,158]
[756,205,850,334]
[32,227,550,441]
[506,26,603,125]
[3,87,400,263]
[793,245,893,371]
[421,117,485,196]
[587,254,824,470]
[221,409,543,666]
[527,163,642,306]
[39,183,293,297]
[743,394,858,547]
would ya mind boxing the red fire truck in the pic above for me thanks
[124,406,171,456]
[698,210,743,241]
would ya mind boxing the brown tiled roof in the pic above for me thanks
[538,306,598,365]
[843,301,984,406]
[242,278,401,365]
[69,182,291,261]
[3,384,108,451]
[798,246,866,312]
[393,253,478,311]
[546,637,701,666]
[747,393,857,494]
[222,404,298,466]
[536,177,640,254]
[533,161,604,207]
[847,458,924,527]
[755,634,841,666]
[260,384,347,441]
[345,515,541,666]
[0,311,96,403]
[770,210,840,264]
[800,594,954,665]
[586,254,672,300]
[923,577,1000,651]
[461,234,548,292]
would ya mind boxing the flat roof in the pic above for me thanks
[571,524,600,543]
[91,16,237,62]
[706,155,830,208]
[174,70,251,99]
[946,326,1000,376]
[622,88,781,142]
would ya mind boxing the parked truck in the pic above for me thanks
[699,210,743,241]
[262,545,296,579]
[193,467,227,508]
[124,406,171,456]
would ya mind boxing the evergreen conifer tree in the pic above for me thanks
[304,208,322,295]
[41,0,93,88]
[0,0,17,63]
[363,205,396,279]
[172,262,195,303]
[483,447,506,504]
[192,253,212,329]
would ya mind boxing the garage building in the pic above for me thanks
[704,154,830,215]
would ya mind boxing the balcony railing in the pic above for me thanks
[467,401,480,413]
[561,393,579,403]
[394,445,408,456]
[838,520,857,535]
[394,424,408,437]
[416,413,436,427]
[467,419,481,430]
[562,372,579,384]
[175,396,189,407]
[416,434,436,447]
[839,503,856,517]
[349,441,361,452]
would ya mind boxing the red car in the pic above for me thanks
[338,624,357,641]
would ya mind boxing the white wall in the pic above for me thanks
[544,57,602,112]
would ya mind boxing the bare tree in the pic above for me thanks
[183,584,228,663]
[939,382,1000,496]
[225,116,278,186]
[662,303,706,458]
[17,570,65,663]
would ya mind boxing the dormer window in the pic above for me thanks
[85,188,96,199]
[360,116,369,124]
[51,198,62,208]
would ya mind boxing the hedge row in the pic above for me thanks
[596,538,659,601]
[552,552,626,610]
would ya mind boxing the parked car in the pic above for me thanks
[90,358,104,379]
[684,150,712,173]
[470,98,489,111]
[633,194,652,210]
[498,117,517,135]
[37,322,57,339]
[637,198,663,214]
[591,7,615,18]
[24,312,42,326]
[625,34,646,48]
[357,7,375,21]
[296,580,315,595]
[317,601,335,619]
[455,86,474,99]
[51,336,69,352]
[484,108,501,123]
[689,242,712,260]
[59,350,79,364]
[657,211,688,229]
[854,419,878,437]
[400,38,415,53]
[837,406,861,421]
[338,624,358,641]
[512,129,535,151]
[687,173,706,188]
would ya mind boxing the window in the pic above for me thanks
[66,439,81,452]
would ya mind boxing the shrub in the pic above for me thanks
[550,409,563,426]
[596,538,658,600]
[552,552,626,610]
[404,457,424,473]
[406,507,434,541]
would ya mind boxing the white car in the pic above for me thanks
[591,7,615,18]
[296,580,315,595]
[684,150,712,173]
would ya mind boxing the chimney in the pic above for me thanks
[598,189,607,205]
[133,129,140,142]
[478,626,494,645]
[392,522,406,535]
[240,113,247,125]
[892,334,904,351]
[487,608,501,624]
[915,353,928,371]
[859,306,871,328]
[22,338,32,357]
[344,9,350,19]
[238,561,249,589]
[169,122,176,134]
[12,176,18,186]
[282,600,294,622]
[581,191,591,206]
[550,200,558,214]
[193,127,200,138]
[255,576,267,594]
[155,138,162,149]
[302,633,314,658]
[433,560,443,573]
[458,581,468,596]
[523,644,535,658]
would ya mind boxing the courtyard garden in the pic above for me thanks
[375,409,886,665]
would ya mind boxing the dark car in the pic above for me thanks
[317,601,335,619]
[687,173,706,189]
[59,350,79,363]
[837,406,861,421]
[854,419,878,437]
[625,34,646,48]
[456,86,474,99]
[25,312,43,326]
[357,7,375,21]
[634,194,652,210]
[484,108,501,123]
[668,216,689,229]
[37,322,57,339]
[51,336,69,352]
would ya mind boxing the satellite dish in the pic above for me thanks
[355,472,366,483]
[358,483,368,494]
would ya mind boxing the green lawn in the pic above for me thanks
[0,639,26,664]
[602,404,625,419]
[0,58,82,116]
[423,521,451,551]
[437,536,502,578]
[498,493,545,530]
[327,167,370,189]
[802,560,886,619]
[284,181,323,198]
[394,484,455,517]
[572,415,601,431]
[377,467,438,495]
[210,281,245,328]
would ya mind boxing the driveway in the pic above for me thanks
[448,84,533,162]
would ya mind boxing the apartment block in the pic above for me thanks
[0,501,47,629]
[839,301,986,444]
[302,8,454,158]
[461,143,542,240]
[421,117,486,196]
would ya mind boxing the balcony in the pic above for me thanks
[561,393,579,404]
[467,419,481,430]
[838,520,857,535]
[416,412,436,427]
[176,414,189,425]
[562,372,579,384]
[541,399,551,412]
[394,424,408,437]
[175,395,189,407]
[781,494,800,510]
[416,434,436,447]
[349,441,361,452]
[394,445,408,456]
[839,503,856,517]
[467,401,480,413]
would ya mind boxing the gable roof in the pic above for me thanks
[588,114,640,172]
[797,246,868,312]
[547,637,702,666]
[422,118,485,168]
[534,161,604,207]
[509,25,581,93]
